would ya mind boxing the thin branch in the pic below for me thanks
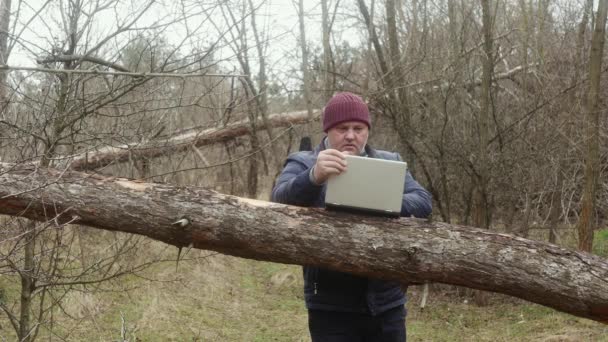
[0,301,20,335]
[0,64,247,79]
[36,54,131,72]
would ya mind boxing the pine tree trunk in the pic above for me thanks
[68,111,316,171]
[1,163,608,323]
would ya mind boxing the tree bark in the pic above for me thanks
[386,0,407,110]
[297,0,313,123]
[386,0,415,171]
[577,0,608,252]
[247,0,282,173]
[474,0,494,229]
[358,0,423,182]
[321,0,332,101]
[357,0,390,84]
[569,0,592,106]
[1,164,607,323]
[548,167,564,244]
[67,110,318,171]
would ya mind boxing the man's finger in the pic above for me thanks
[320,157,347,168]
[320,160,347,172]
[323,166,344,177]
[319,153,347,167]
[321,149,346,160]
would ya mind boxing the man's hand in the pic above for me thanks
[312,149,347,184]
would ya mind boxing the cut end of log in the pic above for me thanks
[236,197,286,209]
[116,180,151,191]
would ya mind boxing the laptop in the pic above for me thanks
[325,155,407,217]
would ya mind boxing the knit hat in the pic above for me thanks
[322,92,371,132]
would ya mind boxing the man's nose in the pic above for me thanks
[345,129,355,139]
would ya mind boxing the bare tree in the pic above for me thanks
[213,0,288,197]
[247,0,282,172]
[0,0,246,339]
[321,0,333,100]
[296,0,314,122]
[473,0,494,230]
[577,0,608,252]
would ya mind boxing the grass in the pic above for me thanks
[406,289,608,341]
[1,229,608,341]
[594,229,608,257]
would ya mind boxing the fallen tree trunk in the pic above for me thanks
[59,66,537,173]
[1,163,607,323]
[68,110,318,171]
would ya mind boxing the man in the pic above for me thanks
[271,92,432,341]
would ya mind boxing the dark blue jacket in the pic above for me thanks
[271,140,432,316]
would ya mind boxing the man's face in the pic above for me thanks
[327,121,369,155]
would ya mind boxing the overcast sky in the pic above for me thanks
[8,0,364,85]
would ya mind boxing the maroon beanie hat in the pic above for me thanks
[322,92,371,132]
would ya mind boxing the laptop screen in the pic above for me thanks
[325,155,407,217]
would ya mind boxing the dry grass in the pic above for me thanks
[406,285,608,341]
[3,246,606,341]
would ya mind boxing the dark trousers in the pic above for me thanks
[308,305,406,342]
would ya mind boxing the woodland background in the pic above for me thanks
[1,0,608,340]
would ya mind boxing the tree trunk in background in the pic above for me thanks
[358,0,436,199]
[471,0,494,306]
[520,192,533,238]
[17,220,35,342]
[564,0,593,246]
[517,0,530,125]
[549,168,564,244]
[357,0,408,159]
[357,0,390,88]
[386,0,406,110]
[386,1,432,300]
[535,0,550,67]
[577,0,608,252]
[568,0,592,106]
[12,44,74,340]
[473,0,493,230]
[1,164,608,323]
[235,4,261,198]
[297,0,314,132]
[0,0,11,105]
[441,0,462,224]
[14,39,78,339]
[244,87,260,198]
[447,0,459,58]
[247,0,282,173]
[247,141,259,198]
[220,1,274,190]
[386,0,415,170]
[321,0,332,101]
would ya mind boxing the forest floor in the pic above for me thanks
[0,228,607,341]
